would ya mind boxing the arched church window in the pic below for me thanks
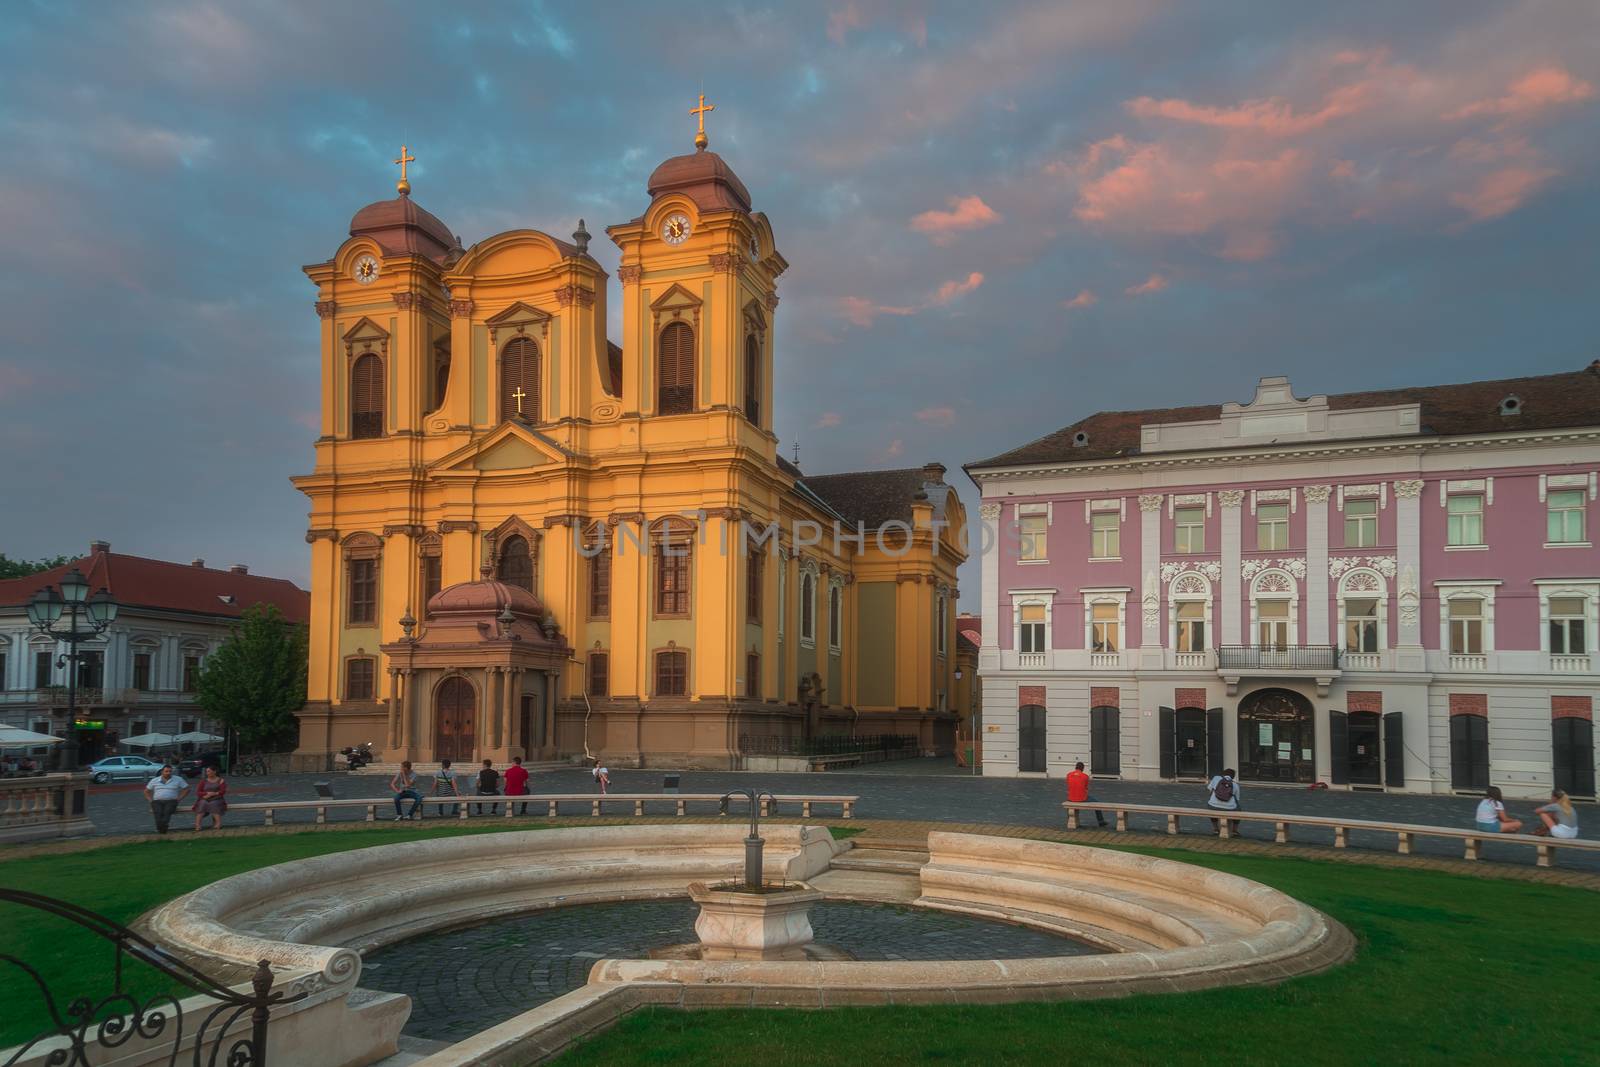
[500,337,540,422]
[497,535,534,591]
[350,354,384,439]
[743,334,761,425]
[657,321,695,415]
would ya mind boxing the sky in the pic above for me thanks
[1,1,1596,612]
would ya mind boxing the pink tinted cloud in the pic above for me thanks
[1450,166,1560,221]
[842,273,985,327]
[1125,273,1168,296]
[1447,67,1595,121]
[885,438,905,459]
[815,412,843,429]
[1125,80,1372,137]
[930,272,985,305]
[1064,289,1097,309]
[915,406,957,426]
[910,195,1002,242]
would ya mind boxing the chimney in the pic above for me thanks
[192,559,205,568]
[89,540,110,554]
[229,564,249,575]
[921,462,947,482]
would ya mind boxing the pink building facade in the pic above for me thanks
[966,366,1600,799]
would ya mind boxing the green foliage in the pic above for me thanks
[0,553,69,579]
[193,604,308,750]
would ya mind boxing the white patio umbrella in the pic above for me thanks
[0,724,65,748]
[172,731,224,745]
[121,732,177,748]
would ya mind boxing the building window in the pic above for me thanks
[654,524,693,617]
[746,652,761,698]
[830,585,843,651]
[936,593,947,656]
[743,334,761,424]
[654,649,687,697]
[35,649,53,689]
[800,572,817,644]
[345,658,375,701]
[1090,706,1120,775]
[1019,603,1047,653]
[1548,490,1586,544]
[1448,598,1484,655]
[1345,598,1379,653]
[1446,494,1484,546]
[1091,602,1119,653]
[1174,507,1205,553]
[1256,503,1289,551]
[130,720,149,736]
[1177,601,1207,652]
[499,337,540,422]
[422,556,442,604]
[589,535,611,618]
[497,534,534,592]
[132,652,153,692]
[1344,498,1378,548]
[350,353,384,439]
[348,559,377,624]
[657,321,695,414]
[1018,513,1047,561]
[747,549,763,622]
[587,652,609,697]
[0,650,6,691]
[1550,597,1587,655]
[1091,511,1120,559]
[182,654,202,693]
[1257,600,1290,650]
[1450,712,1489,790]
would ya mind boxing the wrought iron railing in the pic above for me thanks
[0,888,302,1067]
[740,733,919,760]
[1217,646,1341,670]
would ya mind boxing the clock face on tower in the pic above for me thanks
[353,254,380,285]
[661,214,691,245]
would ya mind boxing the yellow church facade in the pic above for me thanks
[291,122,967,769]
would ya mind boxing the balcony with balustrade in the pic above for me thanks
[1216,645,1341,696]
[1550,653,1594,674]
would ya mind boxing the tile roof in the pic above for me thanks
[0,544,309,623]
[969,361,1600,469]
[798,464,948,527]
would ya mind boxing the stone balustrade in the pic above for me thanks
[228,792,857,825]
[0,773,94,844]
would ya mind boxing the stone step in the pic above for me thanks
[351,761,572,776]
[831,848,929,874]
[811,868,921,903]
[848,839,931,855]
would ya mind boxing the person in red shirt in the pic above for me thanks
[503,756,530,816]
[1065,761,1107,828]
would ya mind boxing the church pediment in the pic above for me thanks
[485,301,552,345]
[649,283,702,313]
[430,421,577,476]
[342,316,390,355]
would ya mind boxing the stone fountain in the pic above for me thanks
[685,789,822,961]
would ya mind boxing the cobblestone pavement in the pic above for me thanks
[360,899,1098,1042]
[70,762,1597,872]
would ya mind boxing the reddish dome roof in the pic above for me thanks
[646,148,752,213]
[349,193,456,262]
[426,579,545,619]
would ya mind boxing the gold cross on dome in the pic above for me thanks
[690,94,715,149]
[393,145,416,194]
[511,387,527,415]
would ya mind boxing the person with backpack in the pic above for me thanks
[1207,767,1241,835]
[1065,761,1107,828]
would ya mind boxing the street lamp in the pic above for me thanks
[26,569,118,772]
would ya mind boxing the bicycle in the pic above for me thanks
[236,753,271,777]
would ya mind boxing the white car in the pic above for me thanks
[87,755,166,784]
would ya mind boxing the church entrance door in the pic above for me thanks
[434,676,476,764]
[1238,688,1314,783]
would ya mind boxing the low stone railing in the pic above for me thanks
[228,792,857,826]
[1063,800,1600,868]
[0,773,94,844]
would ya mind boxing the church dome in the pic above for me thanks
[349,193,457,262]
[647,148,752,213]
[426,579,545,619]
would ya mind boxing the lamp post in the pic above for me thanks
[26,568,118,772]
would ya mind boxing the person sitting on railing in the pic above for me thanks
[1066,762,1108,828]
[592,761,610,796]
[1474,786,1523,835]
[1206,768,1242,836]
[1532,790,1579,839]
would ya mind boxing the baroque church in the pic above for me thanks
[291,109,968,769]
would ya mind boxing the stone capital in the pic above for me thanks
[1137,494,1164,513]
[617,264,642,285]
[542,514,582,529]
[314,300,336,319]
[554,285,576,308]
[448,298,475,319]
[978,502,1002,521]
[1217,489,1246,509]
[392,291,420,311]
[1392,479,1425,499]
[305,528,339,544]
[764,292,780,311]
[437,520,479,534]
[1303,484,1333,505]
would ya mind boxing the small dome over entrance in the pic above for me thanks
[426,579,545,620]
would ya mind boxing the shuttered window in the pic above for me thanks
[498,535,534,592]
[588,532,611,618]
[348,559,377,624]
[500,337,540,422]
[747,548,763,621]
[350,354,384,439]
[743,334,761,424]
[655,524,692,616]
[422,556,442,603]
[346,658,375,701]
[657,322,695,414]
[655,650,688,696]
[587,652,609,697]
[746,653,761,698]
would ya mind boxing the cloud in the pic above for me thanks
[1125,273,1168,296]
[841,272,985,326]
[915,405,957,426]
[910,195,1002,242]
[1446,67,1595,122]
[815,412,843,429]
[1064,289,1097,308]
[885,438,905,459]
[930,272,985,305]
[826,3,864,44]
[1450,166,1560,222]
[1125,81,1372,137]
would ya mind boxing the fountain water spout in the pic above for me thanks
[720,789,778,888]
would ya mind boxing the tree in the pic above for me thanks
[0,553,70,579]
[195,604,308,752]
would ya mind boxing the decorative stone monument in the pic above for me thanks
[686,789,822,960]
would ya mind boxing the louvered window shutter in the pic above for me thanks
[744,334,761,424]
[657,322,695,414]
[500,338,540,421]
[351,354,384,438]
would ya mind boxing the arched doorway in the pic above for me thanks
[434,676,477,764]
[1239,688,1314,783]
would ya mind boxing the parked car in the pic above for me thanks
[87,755,167,784]
[178,751,226,778]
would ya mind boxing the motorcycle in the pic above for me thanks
[340,743,375,771]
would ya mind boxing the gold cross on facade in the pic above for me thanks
[511,387,527,415]
[393,145,416,195]
[690,94,715,149]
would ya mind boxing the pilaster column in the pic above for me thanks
[543,669,559,758]
[1138,495,1164,667]
[1304,485,1332,645]
[1219,490,1245,646]
[386,669,400,748]
[1393,479,1426,669]
[399,668,417,752]
[978,502,1002,672]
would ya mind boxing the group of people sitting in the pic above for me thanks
[0,755,42,776]
[1475,787,1580,839]
[387,757,612,819]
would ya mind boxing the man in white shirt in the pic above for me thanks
[144,766,190,834]
[1206,767,1241,836]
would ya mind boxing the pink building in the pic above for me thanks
[966,365,1599,798]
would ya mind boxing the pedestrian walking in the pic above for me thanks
[432,759,462,816]
[1532,789,1580,839]
[474,758,501,815]
[592,762,610,795]
[191,765,228,831]
[503,755,530,815]
[1065,761,1107,828]
[144,766,189,835]
[391,761,422,820]
[1474,786,1523,834]
[1206,767,1242,835]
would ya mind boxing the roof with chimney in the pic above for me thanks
[797,464,952,527]
[0,543,310,623]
